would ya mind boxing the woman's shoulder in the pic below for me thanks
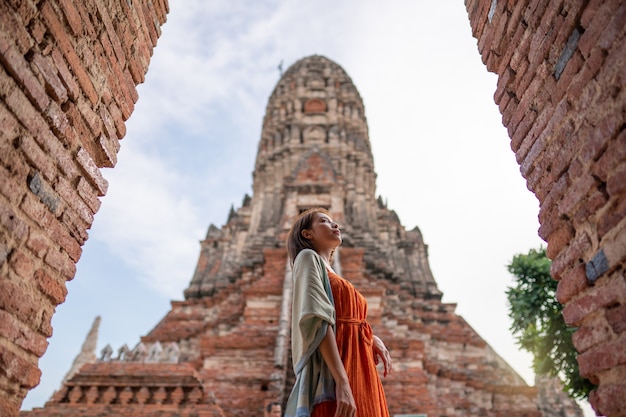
[294,249,323,267]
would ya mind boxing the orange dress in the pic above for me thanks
[312,270,390,417]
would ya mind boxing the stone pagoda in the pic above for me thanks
[22,56,582,417]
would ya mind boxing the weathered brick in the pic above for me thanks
[577,332,626,376]
[607,303,626,334]
[550,231,591,280]
[108,101,127,138]
[563,273,626,326]
[577,0,616,57]
[41,1,98,105]
[589,382,626,417]
[17,135,56,182]
[0,37,50,112]
[50,46,79,101]
[0,344,41,388]
[44,245,76,280]
[94,0,126,68]
[607,161,626,198]
[55,175,94,230]
[0,202,29,244]
[0,1,34,54]
[58,0,84,36]
[76,147,109,196]
[31,53,68,103]
[25,228,49,259]
[0,309,48,357]
[597,195,626,239]
[558,173,597,216]
[0,276,44,331]
[34,268,68,305]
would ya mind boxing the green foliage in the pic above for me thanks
[506,247,596,400]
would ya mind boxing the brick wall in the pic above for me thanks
[465,1,625,415]
[0,0,168,415]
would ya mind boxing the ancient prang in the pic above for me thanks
[22,55,582,417]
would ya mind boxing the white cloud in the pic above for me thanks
[96,142,204,296]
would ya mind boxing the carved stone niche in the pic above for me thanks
[307,76,325,89]
[304,98,326,113]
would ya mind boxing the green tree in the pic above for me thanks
[506,247,596,400]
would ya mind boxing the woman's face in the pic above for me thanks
[303,212,342,252]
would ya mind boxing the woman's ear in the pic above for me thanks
[301,229,312,240]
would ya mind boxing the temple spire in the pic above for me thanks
[61,316,101,384]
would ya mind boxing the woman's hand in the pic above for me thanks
[334,379,356,417]
[372,335,393,377]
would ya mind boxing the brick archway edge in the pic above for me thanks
[0,1,624,416]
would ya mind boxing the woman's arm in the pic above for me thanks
[318,326,356,417]
[372,335,393,377]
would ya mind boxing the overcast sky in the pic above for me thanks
[22,1,593,414]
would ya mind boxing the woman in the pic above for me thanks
[284,208,392,417]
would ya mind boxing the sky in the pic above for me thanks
[22,1,593,414]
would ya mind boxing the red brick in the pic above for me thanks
[577,332,626,376]
[0,309,48,357]
[59,0,84,36]
[47,211,83,263]
[41,1,98,105]
[31,51,69,103]
[554,50,584,103]
[34,268,68,305]
[607,303,626,334]
[0,36,50,111]
[559,174,597,216]
[97,133,119,168]
[59,206,90,245]
[50,46,79,101]
[0,275,44,331]
[76,176,102,214]
[109,101,127,138]
[603,224,626,268]
[590,383,626,417]
[17,135,56,182]
[563,273,626,326]
[9,247,35,281]
[94,0,126,68]
[550,230,591,281]
[76,147,109,196]
[580,0,606,28]
[578,0,616,57]
[556,265,588,305]
[607,162,626,198]
[77,97,102,137]
[25,228,50,259]
[0,202,29,243]
[56,175,94,229]
[571,321,610,353]
[0,1,34,54]
[594,129,626,181]
[44,245,76,280]
[0,165,27,209]
[0,344,41,388]
[598,197,626,239]
[139,1,159,47]
[546,224,574,260]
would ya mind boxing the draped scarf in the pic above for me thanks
[284,249,336,417]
